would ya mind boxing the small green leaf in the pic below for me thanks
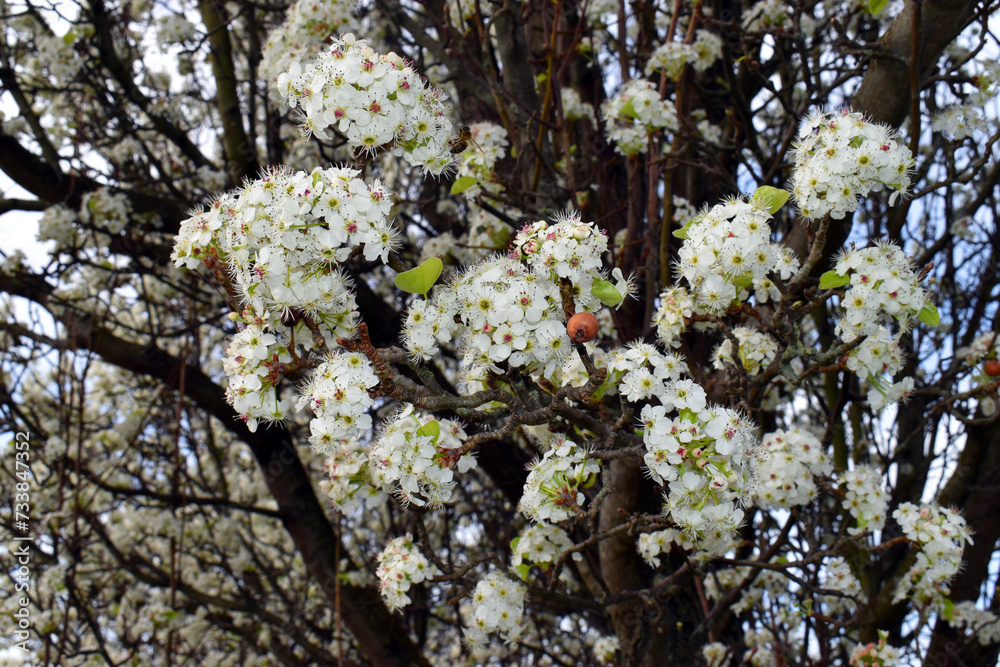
[513,563,532,581]
[869,0,888,13]
[678,407,698,423]
[819,270,851,290]
[510,536,521,552]
[673,215,701,239]
[732,272,754,291]
[752,186,791,214]
[394,257,443,296]
[917,304,940,327]
[942,598,955,622]
[450,176,478,195]
[620,99,638,119]
[592,278,624,307]
[416,419,440,444]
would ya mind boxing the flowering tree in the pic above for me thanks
[2,0,1000,664]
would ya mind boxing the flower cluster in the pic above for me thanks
[81,186,132,235]
[946,601,1000,646]
[32,29,83,82]
[445,0,492,31]
[637,527,690,567]
[850,634,901,666]
[400,291,462,361]
[452,256,567,374]
[298,350,380,450]
[156,14,197,44]
[464,572,526,645]
[702,642,729,667]
[675,195,799,314]
[276,34,457,175]
[651,286,695,348]
[512,214,609,292]
[601,79,678,156]
[174,165,394,330]
[511,523,579,578]
[714,565,788,617]
[832,241,929,342]
[405,213,618,378]
[519,437,600,524]
[790,110,913,220]
[891,503,972,607]
[958,332,1000,415]
[640,382,757,554]
[606,341,688,403]
[828,241,929,407]
[841,466,888,535]
[259,0,357,98]
[754,428,831,510]
[321,439,378,510]
[561,88,596,124]
[644,30,722,80]
[743,0,795,31]
[820,556,866,614]
[375,534,438,611]
[958,332,1000,366]
[368,405,475,508]
[37,204,78,249]
[222,311,292,432]
[712,326,779,376]
[593,636,620,664]
[931,105,988,140]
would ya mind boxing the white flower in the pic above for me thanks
[791,110,913,221]
[376,534,438,611]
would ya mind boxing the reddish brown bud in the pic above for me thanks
[985,360,1000,377]
[567,312,599,343]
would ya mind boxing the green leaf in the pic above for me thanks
[592,278,624,307]
[752,186,791,214]
[513,563,532,581]
[620,99,638,119]
[942,598,955,622]
[678,407,698,423]
[394,257,443,297]
[510,536,521,552]
[917,304,940,327]
[800,599,814,617]
[732,272,754,291]
[673,215,701,239]
[416,419,440,444]
[819,270,851,290]
[869,0,888,13]
[450,176,478,195]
